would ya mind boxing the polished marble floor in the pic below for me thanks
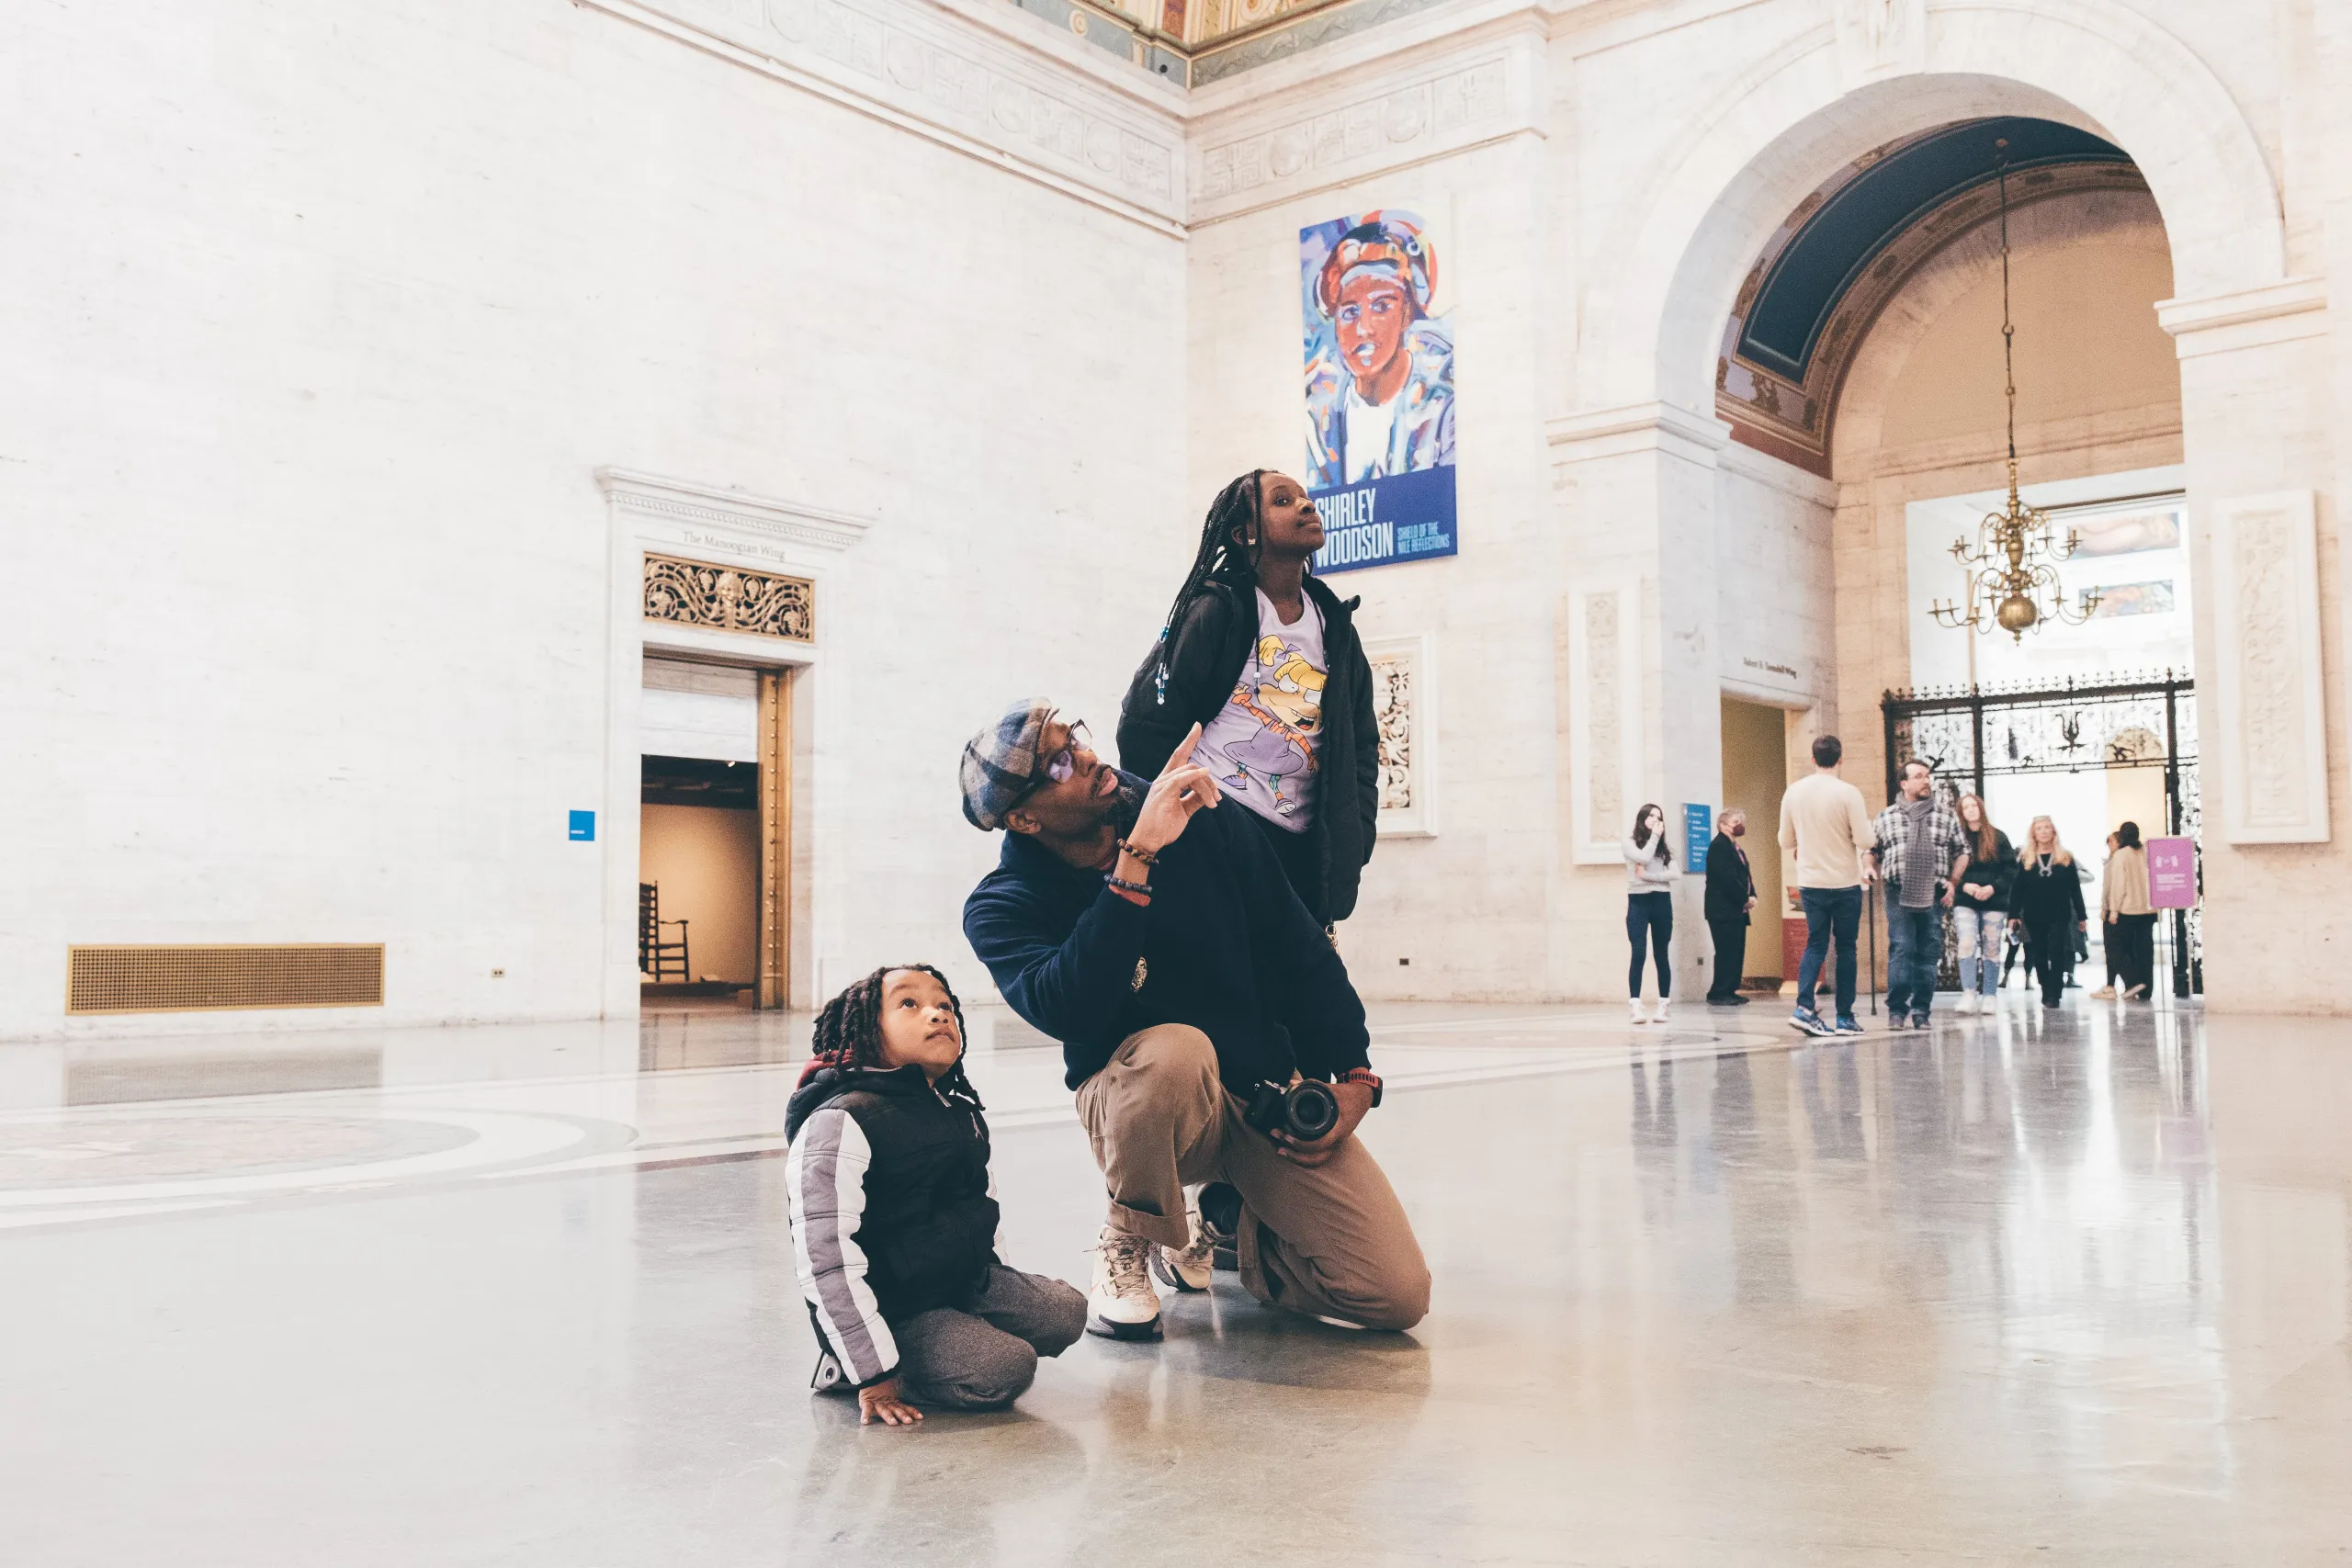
[1,993,2346,1564]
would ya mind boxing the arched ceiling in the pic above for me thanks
[1717,117,2146,476]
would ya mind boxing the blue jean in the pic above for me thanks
[1797,886,1861,1020]
[1952,907,2005,995]
[1626,892,1673,998]
[1886,903,1945,1017]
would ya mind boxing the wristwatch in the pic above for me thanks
[1336,1067,1383,1108]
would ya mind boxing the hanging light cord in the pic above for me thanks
[1996,141,2018,489]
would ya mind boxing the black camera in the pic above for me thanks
[1242,1077,1340,1142]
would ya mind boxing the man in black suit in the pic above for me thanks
[1704,807,1758,1005]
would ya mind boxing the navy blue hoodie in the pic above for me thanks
[962,771,1370,1094]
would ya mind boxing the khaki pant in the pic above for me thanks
[1074,1023,1430,1331]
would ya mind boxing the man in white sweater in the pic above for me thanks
[1777,734,1877,1037]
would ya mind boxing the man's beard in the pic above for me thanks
[1109,772,1147,828]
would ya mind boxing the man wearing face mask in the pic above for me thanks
[1703,807,1759,1006]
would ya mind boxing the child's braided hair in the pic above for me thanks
[805,964,981,1102]
[1148,470,1270,707]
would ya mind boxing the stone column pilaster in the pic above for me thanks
[1546,402,1732,1003]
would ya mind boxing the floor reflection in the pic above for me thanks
[0,998,2345,1562]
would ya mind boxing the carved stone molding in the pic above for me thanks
[581,0,1183,231]
[2208,491,2329,844]
[1188,30,1535,222]
[597,468,872,557]
[2156,276,2328,359]
[1834,0,1924,89]
[1364,632,1435,837]
[1566,578,1644,865]
[643,553,816,642]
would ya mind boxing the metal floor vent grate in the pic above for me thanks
[66,944,386,1015]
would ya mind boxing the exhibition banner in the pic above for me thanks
[1300,209,1458,574]
[2147,837,2197,908]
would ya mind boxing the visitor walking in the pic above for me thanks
[1117,470,1378,929]
[2010,816,2086,1010]
[2101,821,2157,1000]
[1950,793,2017,1014]
[1870,759,1971,1032]
[1624,804,1675,1025]
[1779,735,1876,1038]
[1703,807,1758,1007]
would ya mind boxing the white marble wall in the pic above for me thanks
[0,0,1185,1038]
[6,0,2346,1029]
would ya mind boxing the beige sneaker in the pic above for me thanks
[1086,1226,1163,1341]
[1150,1189,1225,1293]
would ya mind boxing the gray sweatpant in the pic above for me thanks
[890,1265,1087,1411]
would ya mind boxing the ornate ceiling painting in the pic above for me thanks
[1717,117,2145,477]
[1008,0,1403,82]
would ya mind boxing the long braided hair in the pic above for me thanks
[804,963,982,1105]
[1149,470,1270,708]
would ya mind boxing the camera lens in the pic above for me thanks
[1286,1080,1340,1141]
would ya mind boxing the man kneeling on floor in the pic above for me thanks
[958,699,1430,1341]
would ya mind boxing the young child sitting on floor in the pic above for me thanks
[785,964,1087,1426]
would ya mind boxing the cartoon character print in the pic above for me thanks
[1216,634,1324,816]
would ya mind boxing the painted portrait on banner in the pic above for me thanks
[1301,209,1458,573]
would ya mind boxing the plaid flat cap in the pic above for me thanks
[959,698,1057,831]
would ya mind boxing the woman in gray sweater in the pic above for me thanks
[1623,804,1676,1024]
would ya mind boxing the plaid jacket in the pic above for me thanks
[1871,800,1971,899]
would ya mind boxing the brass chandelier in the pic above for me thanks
[1929,139,2099,642]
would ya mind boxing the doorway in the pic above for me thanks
[1883,671,2199,997]
[1719,697,1790,987]
[639,657,795,1009]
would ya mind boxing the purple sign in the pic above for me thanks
[2147,837,2197,909]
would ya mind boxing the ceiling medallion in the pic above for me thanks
[1930,139,2100,643]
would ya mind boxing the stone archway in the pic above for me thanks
[1547,1,2336,1012]
[1578,1,2282,421]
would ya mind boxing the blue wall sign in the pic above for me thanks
[1683,804,1712,874]
[568,810,596,842]
[1310,468,1459,575]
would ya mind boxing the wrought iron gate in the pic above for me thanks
[1882,671,2199,997]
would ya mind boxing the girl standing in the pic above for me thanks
[2009,817,2087,1010]
[1116,470,1378,928]
[1950,794,2017,1014]
[1624,804,1675,1025]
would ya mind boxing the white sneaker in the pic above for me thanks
[1650,997,1672,1025]
[1955,993,1977,1015]
[1087,1226,1164,1340]
[1629,998,1649,1026]
[1149,1190,1225,1294]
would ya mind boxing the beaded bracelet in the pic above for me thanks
[1105,874,1153,897]
[1115,838,1159,866]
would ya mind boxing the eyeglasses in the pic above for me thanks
[1012,719,1091,806]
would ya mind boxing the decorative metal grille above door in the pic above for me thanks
[1883,671,2199,997]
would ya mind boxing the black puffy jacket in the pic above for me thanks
[1115,576,1378,923]
[784,1062,999,1384]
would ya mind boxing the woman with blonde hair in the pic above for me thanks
[2008,816,2086,1010]
[1949,794,2016,1014]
